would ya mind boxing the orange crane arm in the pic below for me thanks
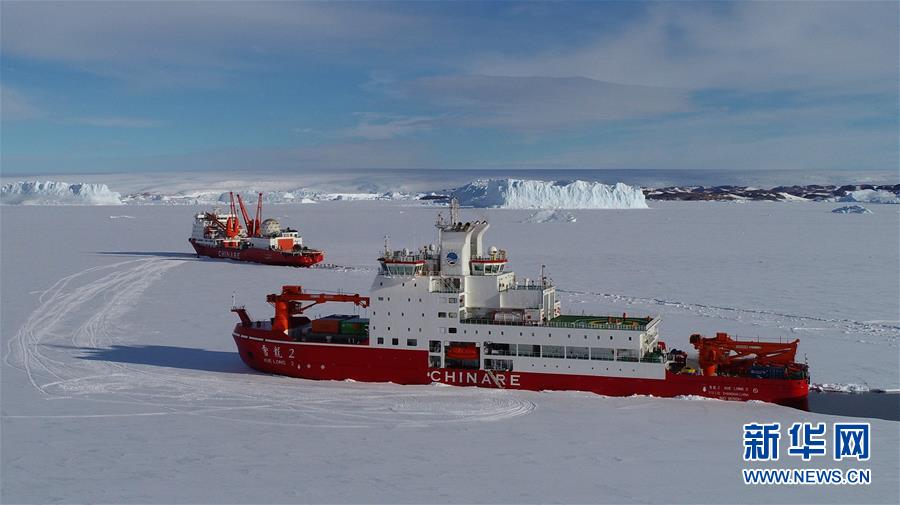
[254,192,263,237]
[236,193,255,237]
[203,212,228,232]
[266,285,370,332]
[690,332,799,376]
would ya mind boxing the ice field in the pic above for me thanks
[2,200,898,503]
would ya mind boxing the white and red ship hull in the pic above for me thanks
[191,239,323,267]
[232,327,809,406]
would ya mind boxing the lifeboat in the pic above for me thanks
[446,344,479,360]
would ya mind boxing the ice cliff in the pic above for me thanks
[0,181,123,205]
[450,179,648,209]
[838,189,899,204]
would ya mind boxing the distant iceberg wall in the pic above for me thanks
[450,179,648,209]
[838,189,899,205]
[0,181,123,205]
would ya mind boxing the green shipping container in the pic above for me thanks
[340,317,369,335]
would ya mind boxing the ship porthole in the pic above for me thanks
[320,364,325,370]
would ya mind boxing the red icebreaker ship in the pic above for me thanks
[190,192,323,267]
[230,200,809,405]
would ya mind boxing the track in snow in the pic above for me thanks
[3,258,534,427]
[558,289,900,343]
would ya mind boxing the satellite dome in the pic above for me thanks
[260,218,281,237]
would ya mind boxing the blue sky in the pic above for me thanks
[1,1,897,175]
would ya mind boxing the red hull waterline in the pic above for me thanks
[232,328,810,407]
[190,239,323,267]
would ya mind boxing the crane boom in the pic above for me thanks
[266,285,370,332]
[236,193,255,237]
[254,192,263,237]
[690,332,799,376]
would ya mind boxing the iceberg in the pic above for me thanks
[450,179,648,209]
[838,189,899,204]
[0,181,123,205]
[832,205,873,214]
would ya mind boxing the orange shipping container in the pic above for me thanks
[278,238,294,251]
[311,318,341,334]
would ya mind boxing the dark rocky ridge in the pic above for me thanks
[643,184,900,201]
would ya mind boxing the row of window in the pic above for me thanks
[376,337,418,347]
[484,343,639,361]
[371,309,458,321]
[457,328,634,342]
[375,296,458,304]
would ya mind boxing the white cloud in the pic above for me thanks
[405,74,691,132]
[344,113,436,140]
[470,2,898,93]
[0,2,424,86]
[1,85,45,121]
[69,116,164,128]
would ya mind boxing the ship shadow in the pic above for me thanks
[96,251,200,260]
[65,344,249,374]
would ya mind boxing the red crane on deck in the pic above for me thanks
[232,285,370,333]
[690,332,799,377]
[235,192,263,237]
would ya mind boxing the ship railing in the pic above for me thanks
[508,284,545,291]
[430,278,463,293]
[460,318,648,331]
[471,251,507,261]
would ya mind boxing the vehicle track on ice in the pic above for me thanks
[557,289,899,344]
[4,258,535,427]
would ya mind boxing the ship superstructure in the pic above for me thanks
[230,200,809,404]
[369,200,664,384]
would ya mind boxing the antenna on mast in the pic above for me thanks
[449,197,460,225]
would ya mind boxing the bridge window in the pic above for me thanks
[517,344,540,357]
[484,342,515,356]
[616,349,639,362]
[566,346,589,360]
[484,359,513,371]
[590,348,614,361]
[542,345,564,358]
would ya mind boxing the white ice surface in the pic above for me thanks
[2,201,898,503]
[523,209,578,223]
[451,179,648,209]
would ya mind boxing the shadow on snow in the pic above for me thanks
[65,344,249,374]
[96,251,199,260]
